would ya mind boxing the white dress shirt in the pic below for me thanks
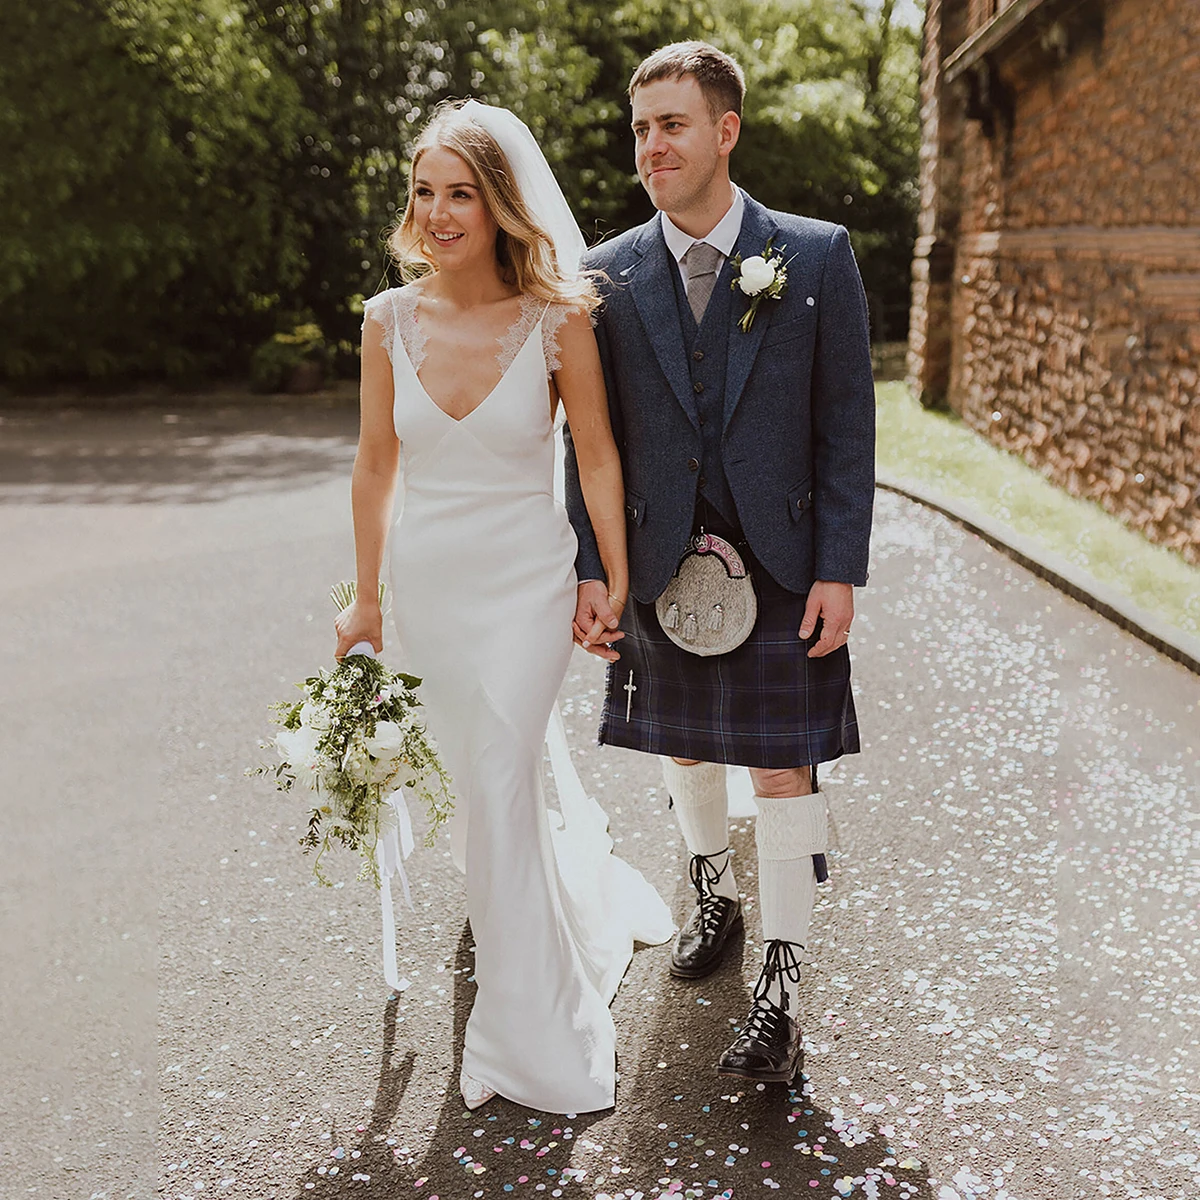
[660,186,746,287]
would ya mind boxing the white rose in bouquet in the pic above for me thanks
[365,720,406,762]
[737,255,777,295]
[299,700,332,731]
[276,724,325,788]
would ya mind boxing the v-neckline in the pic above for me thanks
[396,295,546,424]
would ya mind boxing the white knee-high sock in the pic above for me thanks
[754,791,827,1008]
[661,757,738,900]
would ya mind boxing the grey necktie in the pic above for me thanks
[682,241,721,324]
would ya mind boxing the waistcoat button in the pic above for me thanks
[693,350,704,361]
[693,381,704,394]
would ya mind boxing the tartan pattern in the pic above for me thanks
[599,569,860,769]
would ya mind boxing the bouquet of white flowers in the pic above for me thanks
[256,584,454,889]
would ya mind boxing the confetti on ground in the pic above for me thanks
[152,492,1200,1200]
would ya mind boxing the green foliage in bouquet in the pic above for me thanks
[254,582,452,886]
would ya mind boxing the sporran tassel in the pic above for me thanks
[708,604,725,631]
[664,602,680,630]
[681,612,698,642]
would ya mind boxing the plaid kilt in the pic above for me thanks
[598,559,860,769]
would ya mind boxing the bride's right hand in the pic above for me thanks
[334,599,384,661]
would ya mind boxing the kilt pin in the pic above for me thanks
[564,189,876,1083]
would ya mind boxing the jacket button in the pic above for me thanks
[693,381,704,394]
[687,457,700,472]
[693,350,704,361]
[699,475,708,487]
[625,504,636,517]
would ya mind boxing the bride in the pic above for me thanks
[334,100,673,1114]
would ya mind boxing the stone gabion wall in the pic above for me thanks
[917,0,1200,562]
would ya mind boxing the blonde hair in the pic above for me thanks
[388,102,600,313]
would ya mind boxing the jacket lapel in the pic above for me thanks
[723,194,781,428]
[627,217,700,430]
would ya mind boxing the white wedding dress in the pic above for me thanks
[363,286,673,1114]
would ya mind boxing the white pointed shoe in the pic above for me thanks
[459,1068,497,1111]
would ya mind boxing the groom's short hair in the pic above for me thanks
[629,42,745,120]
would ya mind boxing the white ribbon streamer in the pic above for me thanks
[375,788,415,994]
[342,640,415,993]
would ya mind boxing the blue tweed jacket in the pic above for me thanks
[564,192,875,605]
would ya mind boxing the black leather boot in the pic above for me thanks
[716,940,804,1082]
[669,848,742,979]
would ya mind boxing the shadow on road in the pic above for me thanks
[295,841,938,1197]
[0,406,358,504]
[292,922,606,1199]
[599,824,936,1196]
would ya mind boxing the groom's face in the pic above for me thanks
[631,76,727,215]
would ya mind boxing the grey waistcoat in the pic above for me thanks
[671,254,738,526]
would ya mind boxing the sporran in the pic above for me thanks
[655,532,758,657]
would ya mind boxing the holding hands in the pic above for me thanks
[572,580,625,663]
[572,580,853,662]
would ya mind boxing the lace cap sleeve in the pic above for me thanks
[362,287,424,368]
[362,290,398,363]
[541,301,575,375]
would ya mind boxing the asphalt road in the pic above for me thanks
[1,404,1197,1200]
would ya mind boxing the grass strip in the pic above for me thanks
[875,382,1200,637]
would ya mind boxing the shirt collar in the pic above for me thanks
[660,186,745,264]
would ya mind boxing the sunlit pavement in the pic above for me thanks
[1,405,1196,1200]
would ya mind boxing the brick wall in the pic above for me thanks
[910,0,1200,562]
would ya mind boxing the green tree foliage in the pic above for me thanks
[718,0,921,338]
[0,0,920,382]
[0,0,306,379]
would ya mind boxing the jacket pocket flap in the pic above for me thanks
[760,314,816,350]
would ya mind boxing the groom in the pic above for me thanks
[564,42,874,1083]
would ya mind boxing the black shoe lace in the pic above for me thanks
[688,848,734,938]
[741,939,804,1043]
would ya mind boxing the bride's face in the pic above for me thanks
[412,146,499,269]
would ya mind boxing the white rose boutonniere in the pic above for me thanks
[730,237,790,333]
